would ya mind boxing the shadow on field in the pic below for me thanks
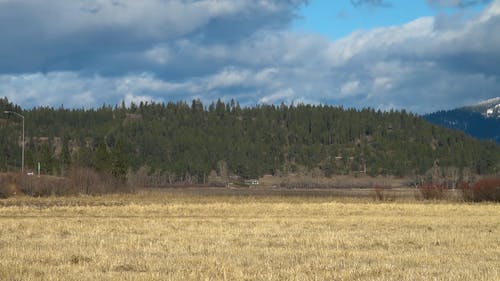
[144,186,426,200]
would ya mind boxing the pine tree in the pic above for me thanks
[59,135,71,176]
[94,139,110,173]
[110,138,129,184]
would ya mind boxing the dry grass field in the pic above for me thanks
[0,190,499,280]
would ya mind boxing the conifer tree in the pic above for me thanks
[110,138,128,184]
[94,139,110,173]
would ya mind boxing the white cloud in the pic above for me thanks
[21,0,278,39]
[340,80,361,97]
[71,92,96,108]
[206,68,250,89]
[372,77,393,91]
[0,1,499,113]
[259,88,296,104]
[144,46,172,65]
[0,0,307,73]
[123,93,158,106]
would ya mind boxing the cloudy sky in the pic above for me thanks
[1,0,499,113]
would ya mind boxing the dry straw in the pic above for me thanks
[0,192,499,280]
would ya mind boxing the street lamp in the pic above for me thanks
[3,111,25,173]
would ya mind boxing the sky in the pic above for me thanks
[0,0,499,113]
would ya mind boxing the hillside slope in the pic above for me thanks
[1,97,499,182]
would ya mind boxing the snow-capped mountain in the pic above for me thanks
[466,97,500,118]
[424,97,500,143]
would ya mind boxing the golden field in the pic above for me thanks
[0,190,499,281]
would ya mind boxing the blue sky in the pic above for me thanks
[0,0,499,113]
[294,1,433,40]
[294,0,489,39]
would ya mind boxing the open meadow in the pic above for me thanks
[0,189,499,281]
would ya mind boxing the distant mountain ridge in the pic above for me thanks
[424,97,500,143]
[465,97,500,119]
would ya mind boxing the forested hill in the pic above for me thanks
[1,97,499,182]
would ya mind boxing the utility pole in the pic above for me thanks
[4,111,25,173]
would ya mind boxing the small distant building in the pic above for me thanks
[244,179,260,186]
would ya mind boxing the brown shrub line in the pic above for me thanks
[417,183,447,200]
[414,177,500,202]
[461,177,500,202]
[0,166,135,198]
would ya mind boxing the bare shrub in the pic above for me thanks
[21,176,69,197]
[127,167,197,187]
[1,166,134,198]
[66,166,102,195]
[66,166,135,195]
[127,166,150,188]
[371,186,398,201]
[418,183,446,200]
[71,166,135,195]
[373,186,385,201]
[0,173,22,198]
[460,181,473,202]
[279,177,333,189]
[462,177,500,202]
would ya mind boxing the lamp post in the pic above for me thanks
[3,111,25,173]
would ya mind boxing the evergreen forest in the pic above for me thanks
[1,97,499,183]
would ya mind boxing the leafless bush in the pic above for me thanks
[0,173,22,198]
[127,166,199,187]
[67,166,135,195]
[0,166,135,198]
[66,166,106,195]
[371,186,398,201]
[127,166,150,188]
[279,176,333,189]
[21,176,70,197]
[373,186,385,201]
[461,177,500,202]
[417,183,446,200]
[0,173,71,197]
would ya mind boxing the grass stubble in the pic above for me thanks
[0,190,499,280]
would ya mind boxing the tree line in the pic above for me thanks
[1,97,499,183]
